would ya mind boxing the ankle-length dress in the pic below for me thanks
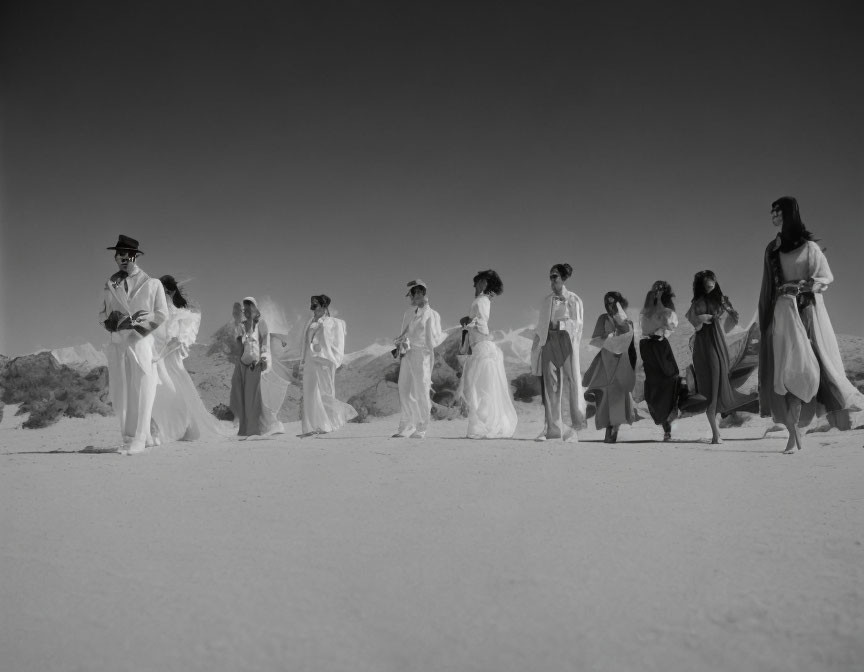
[300,315,357,434]
[230,318,286,437]
[458,295,518,439]
[758,239,860,428]
[151,305,233,442]
[685,300,751,414]
[638,307,681,426]
[582,313,637,430]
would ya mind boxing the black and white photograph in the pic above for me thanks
[2,2,863,670]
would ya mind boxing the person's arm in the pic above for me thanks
[589,315,611,348]
[758,242,777,334]
[611,302,631,332]
[258,319,270,371]
[395,309,411,349]
[99,285,114,331]
[720,296,739,333]
[685,301,712,331]
[424,312,435,353]
[332,319,346,367]
[806,242,833,293]
[466,297,490,334]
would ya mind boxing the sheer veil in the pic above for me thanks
[256,297,305,421]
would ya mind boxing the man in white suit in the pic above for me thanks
[392,279,445,439]
[99,235,169,454]
[531,263,586,442]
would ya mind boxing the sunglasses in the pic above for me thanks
[549,274,560,280]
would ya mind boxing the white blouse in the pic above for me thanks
[779,241,833,289]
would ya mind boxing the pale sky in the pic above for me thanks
[2,1,862,356]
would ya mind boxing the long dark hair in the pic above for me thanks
[772,196,816,252]
[473,269,503,296]
[604,291,628,310]
[159,275,188,308]
[643,280,675,312]
[692,270,725,311]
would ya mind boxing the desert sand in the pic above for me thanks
[2,405,863,672]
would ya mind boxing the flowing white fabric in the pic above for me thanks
[771,295,819,399]
[640,307,678,339]
[395,303,446,436]
[151,306,234,442]
[531,288,584,377]
[461,340,518,439]
[301,316,357,433]
[771,242,859,413]
[459,296,518,439]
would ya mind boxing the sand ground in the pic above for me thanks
[1,406,863,672]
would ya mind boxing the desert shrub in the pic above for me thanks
[64,397,88,418]
[23,398,64,429]
[1,354,114,428]
[431,402,461,421]
[512,373,541,402]
[350,404,370,423]
[432,388,459,406]
[212,403,234,421]
[719,412,747,428]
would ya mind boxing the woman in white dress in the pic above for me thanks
[392,279,446,439]
[298,295,357,437]
[150,276,232,443]
[458,270,518,439]
[758,197,860,453]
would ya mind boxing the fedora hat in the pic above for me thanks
[107,235,144,254]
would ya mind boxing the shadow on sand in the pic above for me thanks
[6,446,122,455]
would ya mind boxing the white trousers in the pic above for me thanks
[106,332,159,444]
[397,348,432,435]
